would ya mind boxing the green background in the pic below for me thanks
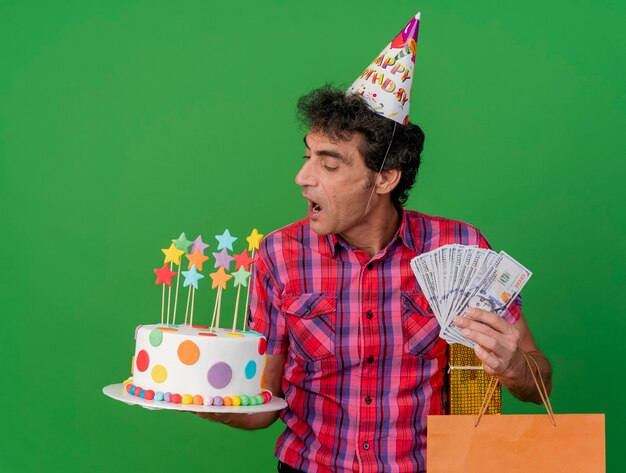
[2,0,624,471]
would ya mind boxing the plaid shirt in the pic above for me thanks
[250,210,521,472]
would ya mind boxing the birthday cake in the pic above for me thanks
[121,229,273,408]
[125,324,269,406]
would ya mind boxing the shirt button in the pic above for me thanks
[365,395,372,405]
[367,356,374,364]
[363,442,370,450]
[366,311,373,320]
[366,263,373,270]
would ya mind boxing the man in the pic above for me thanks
[199,14,551,472]
[199,86,552,472]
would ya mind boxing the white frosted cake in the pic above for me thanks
[124,324,271,407]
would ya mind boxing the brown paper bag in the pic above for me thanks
[427,413,605,472]
[427,354,606,472]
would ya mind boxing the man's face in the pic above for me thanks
[296,130,376,236]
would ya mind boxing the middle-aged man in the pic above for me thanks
[199,14,552,473]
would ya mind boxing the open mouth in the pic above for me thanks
[311,202,321,213]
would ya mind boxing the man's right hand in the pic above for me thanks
[195,353,286,430]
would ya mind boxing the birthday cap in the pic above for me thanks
[348,12,421,125]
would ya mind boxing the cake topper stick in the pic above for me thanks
[209,287,223,332]
[166,262,173,325]
[209,266,233,331]
[181,265,204,326]
[233,286,241,332]
[154,263,177,325]
[172,262,182,324]
[171,234,192,325]
[161,284,165,324]
[162,243,185,325]
[215,287,223,330]
[243,229,264,330]
[231,265,252,332]
[190,287,196,326]
[184,285,192,325]
[209,289,218,331]
[183,248,209,325]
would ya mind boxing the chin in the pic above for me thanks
[308,220,333,236]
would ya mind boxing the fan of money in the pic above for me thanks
[410,244,532,348]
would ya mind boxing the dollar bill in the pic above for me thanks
[410,246,532,348]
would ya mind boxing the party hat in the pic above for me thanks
[348,12,421,125]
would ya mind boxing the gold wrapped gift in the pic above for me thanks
[448,344,501,415]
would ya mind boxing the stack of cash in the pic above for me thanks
[409,245,532,348]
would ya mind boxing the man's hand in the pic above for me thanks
[194,353,287,430]
[194,410,281,430]
[453,308,552,404]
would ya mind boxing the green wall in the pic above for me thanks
[2,1,624,471]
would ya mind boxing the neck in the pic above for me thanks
[340,200,401,257]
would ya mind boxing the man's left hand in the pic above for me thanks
[453,307,526,381]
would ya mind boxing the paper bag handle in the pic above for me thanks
[475,352,556,427]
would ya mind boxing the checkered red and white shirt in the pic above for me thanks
[250,210,521,472]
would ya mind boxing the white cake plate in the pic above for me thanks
[103,383,288,414]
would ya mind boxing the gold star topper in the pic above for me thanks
[162,243,185,266]
[246,228,264,252]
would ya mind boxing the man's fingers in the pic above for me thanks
[465,307,510,332]
[462,328,499,352]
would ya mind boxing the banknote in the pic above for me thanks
[410,245,532,348]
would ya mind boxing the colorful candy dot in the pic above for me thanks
[213,396,224,406]
[139,390,146,399]
[258,338,267,355]
[242,330,263,337]
[144,390,155,401]
[164,392,172,402]
[191,325,209,329]
[151,364,168,383]
[192,395,203,405]
[178,340,200,365]
[248,395,259,406]
[181,394,193,405]
[203,396,213,406]
[231,396,241,407]
[126,384,133,393]
[227,332,244,338]
[129,386,136,395]
[171,394,182,404]
[223,397,232,406]
[199,332,217,337]
[158,327,178,332]
[254,395,264,405]
[244,360,257,379]
[155,392,164,402]
[240,395,249,406]
[207,361,233,389]
[136,350,149,372]
[149,328,163,347]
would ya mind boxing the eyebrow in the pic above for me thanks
[303,135,349,163]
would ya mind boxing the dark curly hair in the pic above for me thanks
[297,84,425,207]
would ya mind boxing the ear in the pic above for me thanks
[375,169,401,195]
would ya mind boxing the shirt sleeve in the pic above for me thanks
[248,249,289,354]
[476,229,523,325]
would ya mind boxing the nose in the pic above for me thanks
[295,159,316,187]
